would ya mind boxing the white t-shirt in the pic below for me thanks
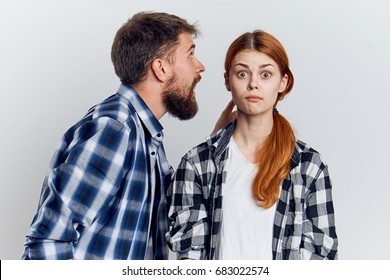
[216,137,276,260]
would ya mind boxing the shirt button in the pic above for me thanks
[157,133,161,138]
[151,151,156,156]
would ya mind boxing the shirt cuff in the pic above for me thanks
[23,239,74,260]
[177,249,203,260]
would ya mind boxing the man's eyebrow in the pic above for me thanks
[187,44,196,52]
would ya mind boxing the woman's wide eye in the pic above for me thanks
[261,71,271,78]
[237,71,248,78]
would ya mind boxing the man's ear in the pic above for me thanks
[151,58,170,82]
[224,72,231,91]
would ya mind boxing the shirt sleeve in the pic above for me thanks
[23,117,128,259]
[301,159,338,260]
[166,157,209,260]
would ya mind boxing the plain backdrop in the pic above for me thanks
[1,0,389,260]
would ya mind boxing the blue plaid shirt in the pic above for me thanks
[23,83,173,259]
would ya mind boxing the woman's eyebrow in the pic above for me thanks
[233,62,275,69]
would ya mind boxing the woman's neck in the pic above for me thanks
[232,113,273,163]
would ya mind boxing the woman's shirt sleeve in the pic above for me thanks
[166,157,210,260]
[301,156,338,260]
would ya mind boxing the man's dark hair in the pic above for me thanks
[111,11,199,86]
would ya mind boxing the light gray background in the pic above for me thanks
[1,0,389,260]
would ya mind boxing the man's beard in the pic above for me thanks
[162,74,200,120]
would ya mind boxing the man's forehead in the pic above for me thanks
[178,33,195,47]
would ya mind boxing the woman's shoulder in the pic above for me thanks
[182,122,235,162]
[292,140,332,192]
[295,139,319,154]
[294,139,328,167]
[183,141,212,160]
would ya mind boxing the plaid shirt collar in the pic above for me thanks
[207,120,301,168]
[117,83,164,139]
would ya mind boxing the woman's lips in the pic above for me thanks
[245,95,262,102]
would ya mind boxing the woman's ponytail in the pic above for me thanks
[252,110,295,208]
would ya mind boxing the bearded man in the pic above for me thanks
[22,11,232,260]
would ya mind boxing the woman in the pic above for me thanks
[166,30,338,260]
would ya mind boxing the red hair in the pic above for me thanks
[225,30,296,208]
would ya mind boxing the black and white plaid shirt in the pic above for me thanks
[166,121,338,260]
